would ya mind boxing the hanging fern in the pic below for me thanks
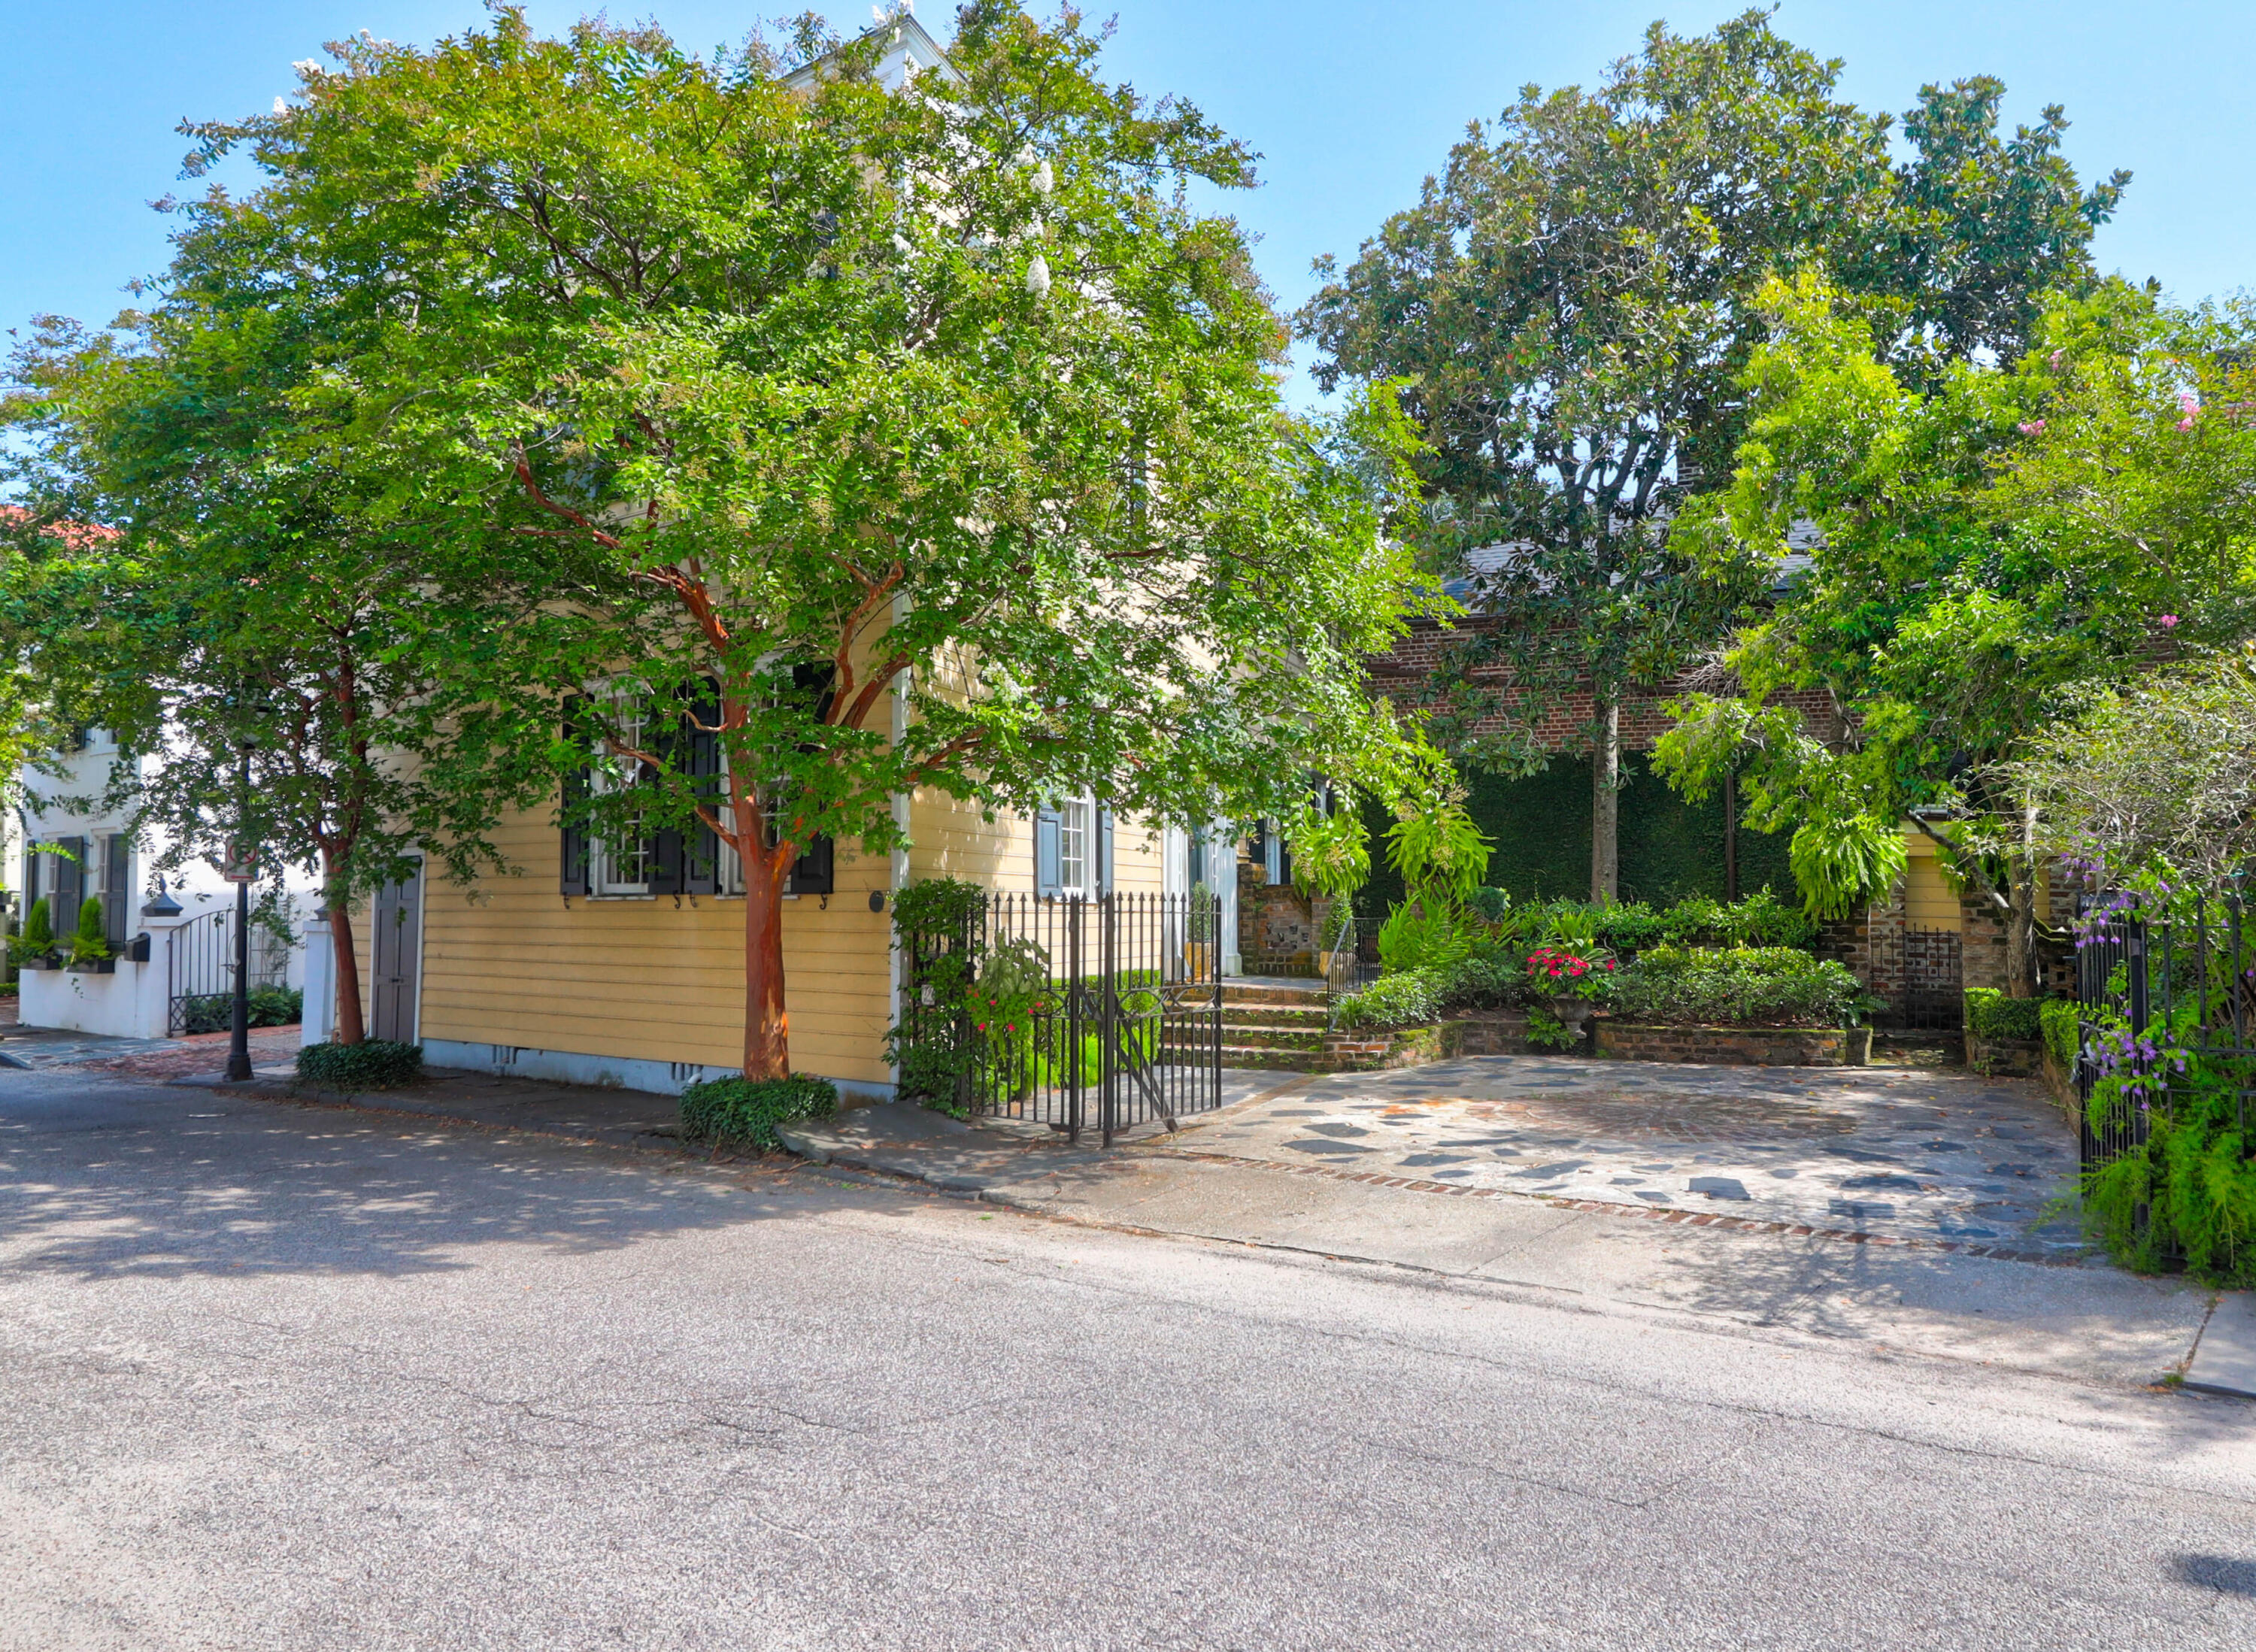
[1788,816,1907,920]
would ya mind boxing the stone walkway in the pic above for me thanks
[1176,1055,2082,1251]
[0,1024,300,1075]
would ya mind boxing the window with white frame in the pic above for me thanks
[587,690,652,897]
[1036,793,1109,899]
[1057,797,1088,893]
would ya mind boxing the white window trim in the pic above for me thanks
[587,684,653,899]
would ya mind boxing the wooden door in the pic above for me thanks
[371,864,423,1044]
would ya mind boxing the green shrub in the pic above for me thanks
[66,897,111,966]
[2040,999,2080,1068]
[180,984,304,1035]
[678,1074,838,1150]
[1606,945,1861,1027]
[9,896,53,965]
[1486,891,1818,958]
[296,1038,424,1090]
[1524,1006,1580,1051]
[1333,967,1449,1031]
[1375,900,1472,974]
[1964,987,2046,1042]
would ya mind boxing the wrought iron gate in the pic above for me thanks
[1872,925,1964,1030]
[167,906,291,1036]
[898,890,1224,1146]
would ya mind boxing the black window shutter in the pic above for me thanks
[23,844,40,915]
[647,827,684,896]
[1035,805,1062,895]
[105,835,129,947]
[684,680,721,896]
[54,837,85,931]
[1096,805,1114,895]
[559,696,590,896]
[786,834,834,896]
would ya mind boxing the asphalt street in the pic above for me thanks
[2,1067,2253,1650]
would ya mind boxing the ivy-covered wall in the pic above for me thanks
[1357,757,1794,917]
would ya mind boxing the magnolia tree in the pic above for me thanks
[196,5,1442,1078]
[1657,278,2256,992]
[1300,12,2127,903]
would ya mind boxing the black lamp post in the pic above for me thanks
[225,731,255,1083]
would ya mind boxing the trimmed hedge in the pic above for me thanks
[296,1038,424,1090]
[1963,988,2046,1042]
[1603,945,1862,1028]
[2039,999,2081,1068]
[679,1075,838,1150]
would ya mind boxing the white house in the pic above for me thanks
[15,729,312,1041]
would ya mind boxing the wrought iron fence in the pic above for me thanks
[1321,908,1378,1003]
[896,890,1224,1146]
[2074,882,2256,1181]
[168,906,292,1037]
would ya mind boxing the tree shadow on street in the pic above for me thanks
[0,1070,871,1283]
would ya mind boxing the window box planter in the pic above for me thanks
[1595,1020,1870,1068]
[16,956,61,971]
[65,957,118,976]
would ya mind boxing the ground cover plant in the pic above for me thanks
[296,1038,423,1091]
[678,1075,838,1152]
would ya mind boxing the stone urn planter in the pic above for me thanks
[1549,997,1595,1033]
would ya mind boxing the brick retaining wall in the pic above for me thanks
[1594,1022,1868,1068]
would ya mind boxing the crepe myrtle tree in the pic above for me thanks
[1,289,568,1044]
[191,5,1447,1078]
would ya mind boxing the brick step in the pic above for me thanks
[1220,984,1329,1009]
[1216,1044,1325,1072]
[1214,1022,1326,1050]
[1208,1005,1333,1029]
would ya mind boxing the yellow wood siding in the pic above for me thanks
[408,805,893,1084]
[906,788,1166,892]
[378,788,1172,1087]
[1902,833,1963,932]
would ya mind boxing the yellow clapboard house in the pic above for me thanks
[323,713,1196,1102]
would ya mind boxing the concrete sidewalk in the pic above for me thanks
[181,1059,2247,1399]
[774,1096,2227,1393]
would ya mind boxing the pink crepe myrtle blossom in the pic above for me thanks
[2160,614,2180,629]
[2017,420,2046,436]
[2178,392,2200,431]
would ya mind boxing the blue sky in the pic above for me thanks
[4,2,2245,401]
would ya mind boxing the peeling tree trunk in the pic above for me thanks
[733,765,791,1081]
[321,846,366,1045]
[330,904,366,1045]
[1590,696,1621,905]
[742,854,791,1080]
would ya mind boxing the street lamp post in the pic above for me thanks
[225,734,254,1083]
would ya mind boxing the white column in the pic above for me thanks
[299,915,334,1047]
[130,907,197,1041]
